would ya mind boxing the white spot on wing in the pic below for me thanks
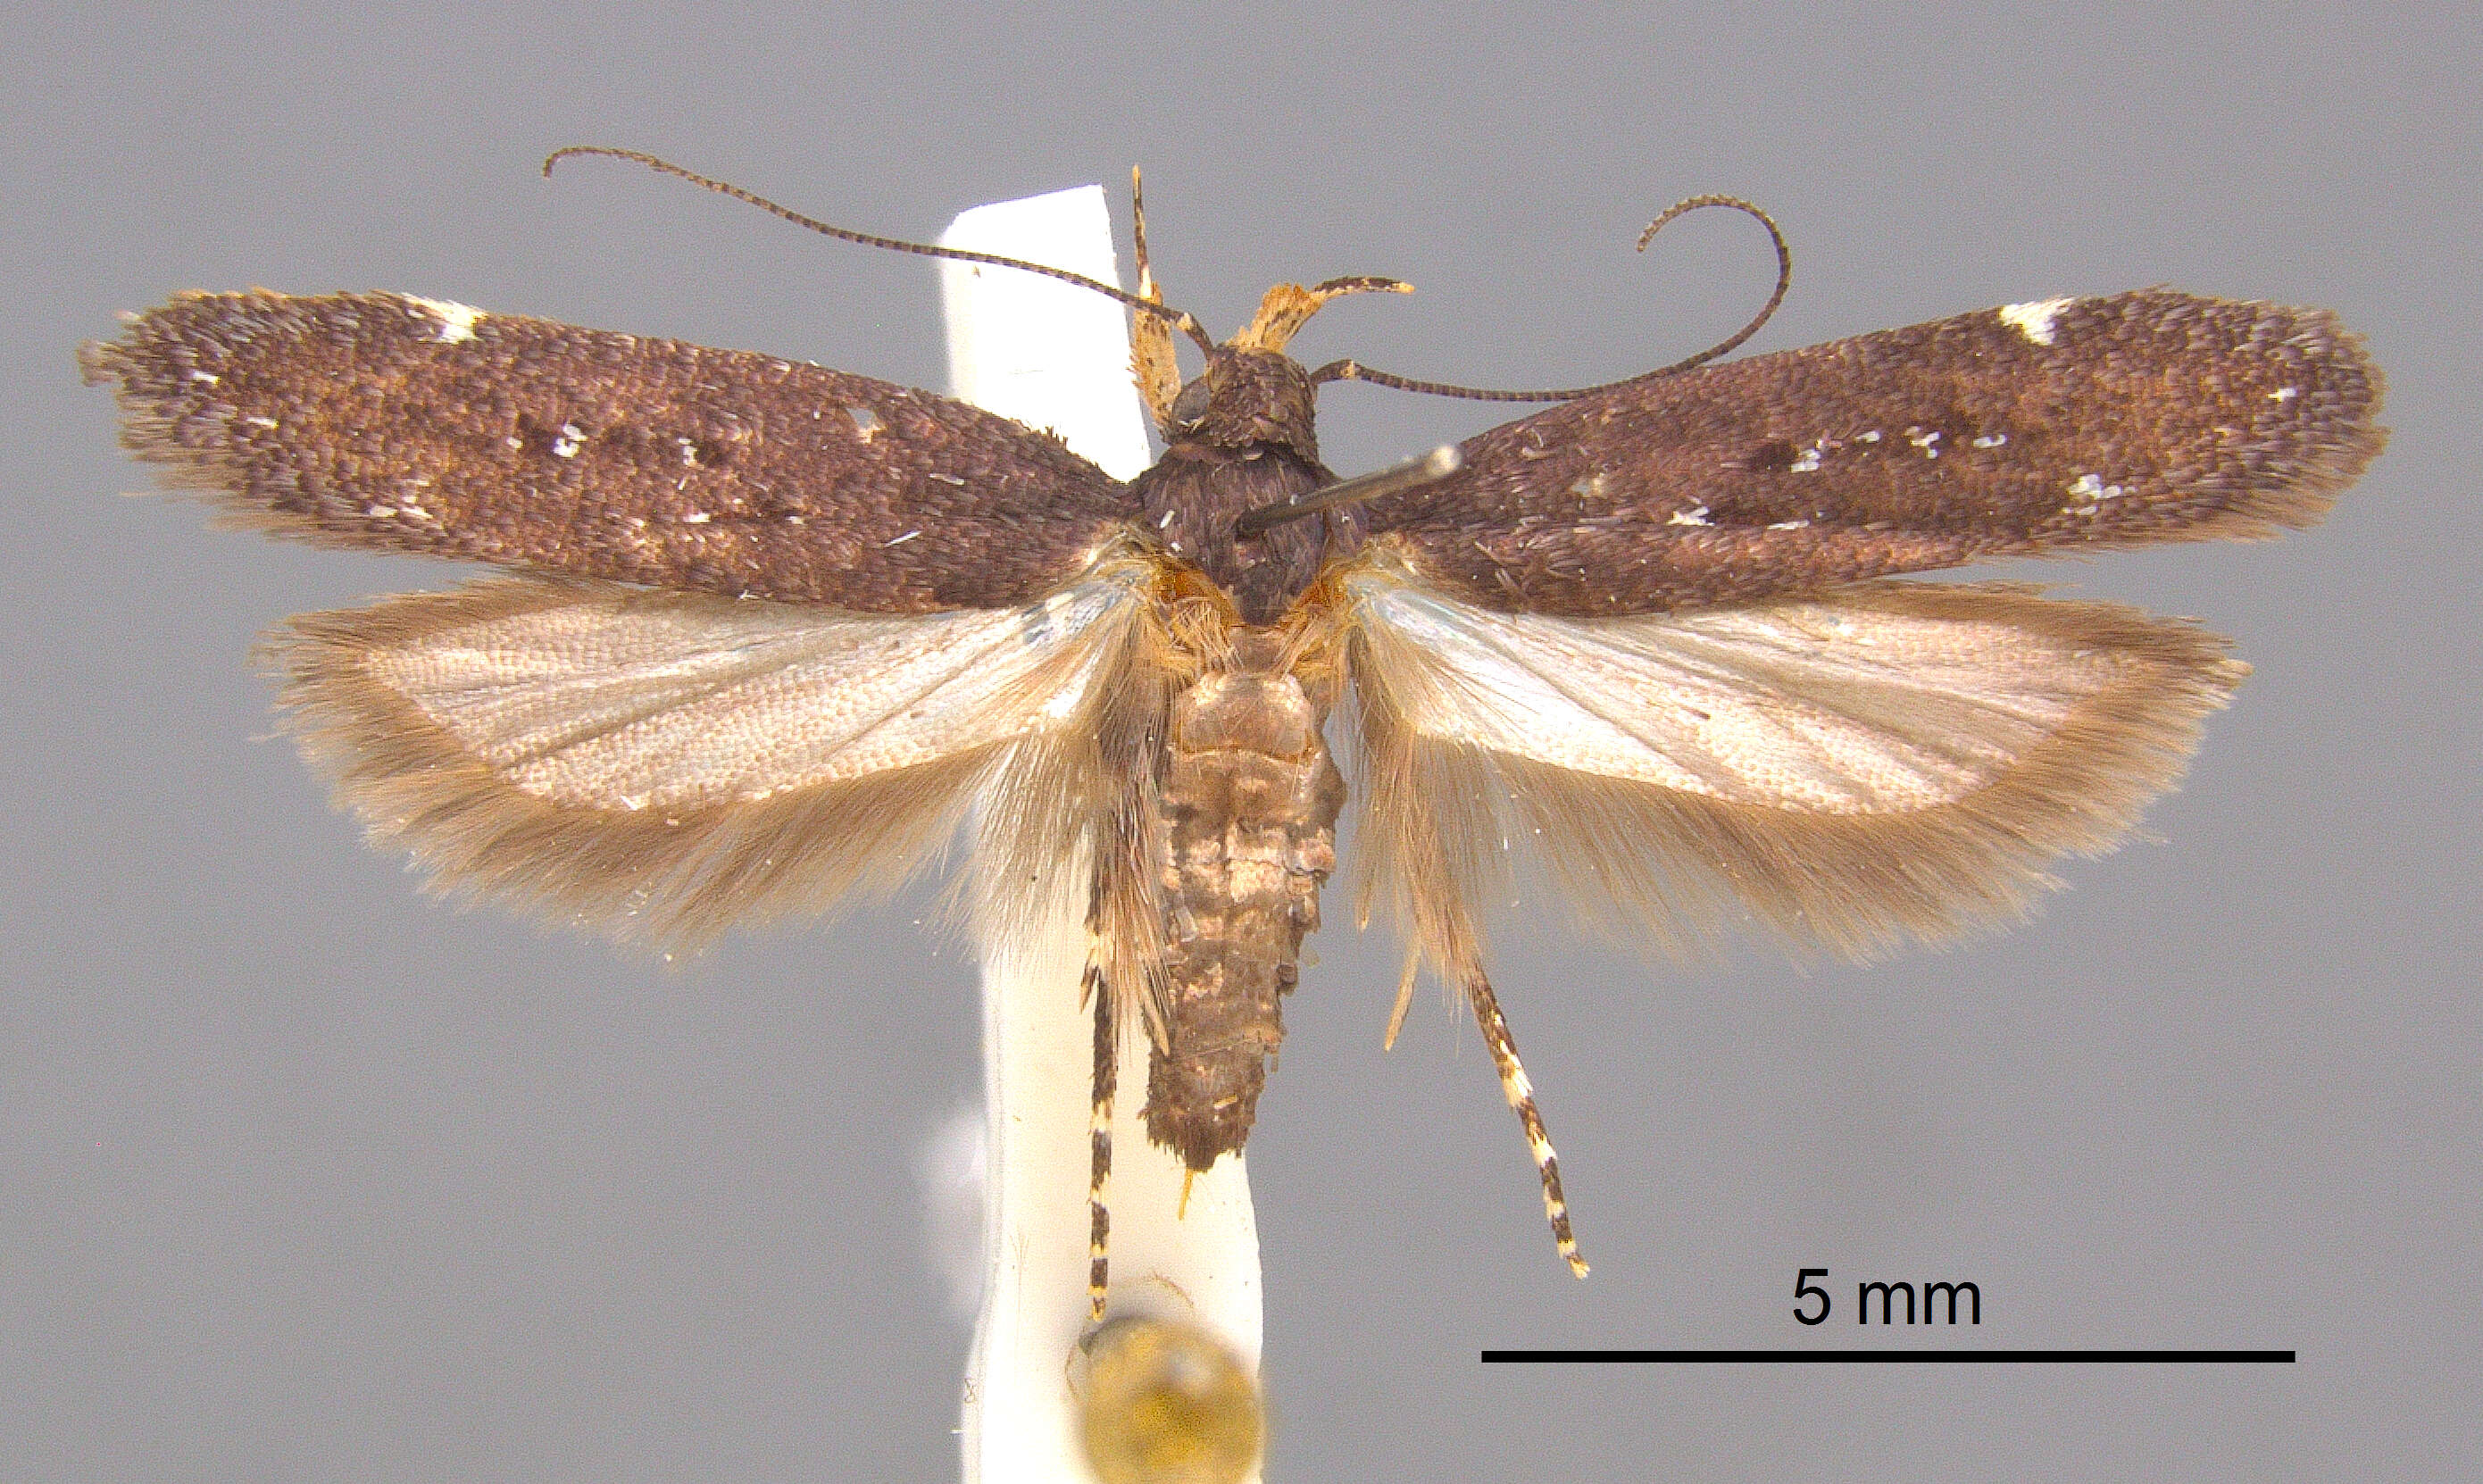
[552,423,586,458]
[1787,446,1822,473]
[1971,433,2008,448]
[1999,296,2076,346]
[2271,386,2299,402]
[406,296,483,345]
[883,529,923,546]
[1669,506,1711,527]
[2063,471,2129,514]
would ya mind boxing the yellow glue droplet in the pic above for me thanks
[1078,1315,1263,1484]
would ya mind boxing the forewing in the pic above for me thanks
[82,291,1139,612]
[1362,289,2383,616]
[1346,563,2245,963]
[270,562,1149,945]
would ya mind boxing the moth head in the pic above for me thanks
[1168,345,1321,463]
[1163,277,1415,455]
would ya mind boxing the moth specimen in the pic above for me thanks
[84,153,2384,1306]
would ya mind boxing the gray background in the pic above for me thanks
[7,3,2475,1480]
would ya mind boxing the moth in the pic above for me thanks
[84,150,2384,1312]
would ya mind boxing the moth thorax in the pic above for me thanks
[1143,635,1345,1171]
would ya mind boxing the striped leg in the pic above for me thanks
[1086,961,1117,1322]
[1465,971,1587,1277]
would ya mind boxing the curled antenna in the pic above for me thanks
[546,146,1217,354]
[1304,195,1792,403]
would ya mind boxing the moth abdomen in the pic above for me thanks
[1143,632,1346,1171]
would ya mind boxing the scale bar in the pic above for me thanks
[1482,1348,2294,1365]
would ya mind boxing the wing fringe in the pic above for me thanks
[962,612,1176,1040]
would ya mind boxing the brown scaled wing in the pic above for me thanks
[1361,289,2384,616]
[81,291,1138,613]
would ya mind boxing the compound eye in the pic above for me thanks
[1169,378,1212,429]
